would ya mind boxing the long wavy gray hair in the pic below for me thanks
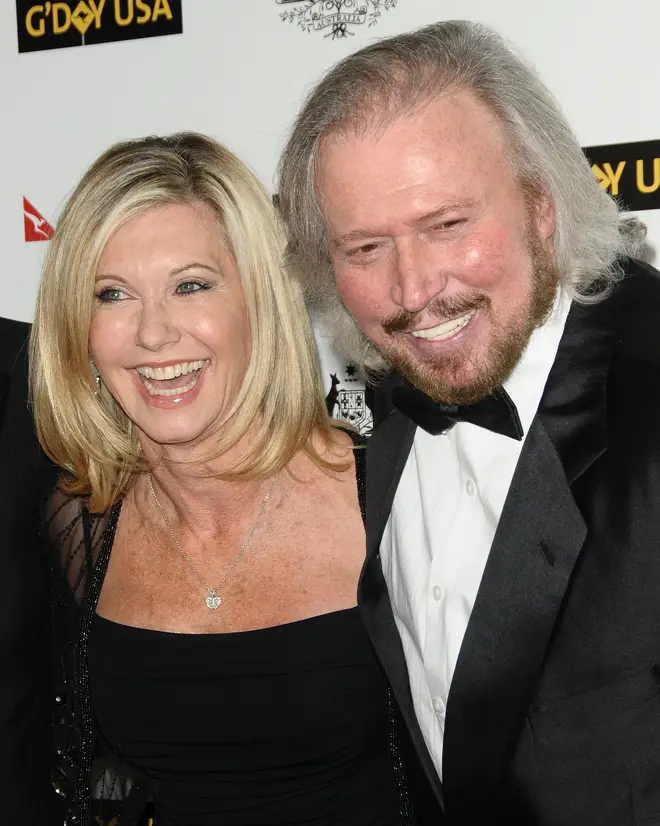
[277,20,645,371]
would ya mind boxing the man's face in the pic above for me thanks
[318,91,558,405]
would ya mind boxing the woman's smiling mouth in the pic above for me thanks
[134,360,208,399]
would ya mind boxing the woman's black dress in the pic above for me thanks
[89,606,405,825]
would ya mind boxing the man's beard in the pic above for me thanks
[377,229,559,406]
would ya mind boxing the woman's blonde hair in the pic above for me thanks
[31,132,335,512]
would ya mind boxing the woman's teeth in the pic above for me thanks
[135,360,205,397]
[411,309,475,341]
[136,360,205,380]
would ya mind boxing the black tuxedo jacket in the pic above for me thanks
[0,318,57,824]
[360,260,660,825]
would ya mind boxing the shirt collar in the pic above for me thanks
[503,289,572,438]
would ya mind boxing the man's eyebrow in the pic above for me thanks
[330,199,479,248]
[330,229,380,249]
[415,199,479,224]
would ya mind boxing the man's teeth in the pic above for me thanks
[411,310,475,341]
[136,360,205,380]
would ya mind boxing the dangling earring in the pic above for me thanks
[90,359,102,397]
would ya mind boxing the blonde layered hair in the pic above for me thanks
[31,132,334,512]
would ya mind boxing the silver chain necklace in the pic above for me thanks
[147,472,277,610]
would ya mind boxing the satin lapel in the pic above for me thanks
[364,407,416,562]
[443,293,615,820]
[0,373,9,434]
[359,408,445,804]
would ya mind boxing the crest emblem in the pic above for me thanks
[277,0,397,39]
[325,364,373,435]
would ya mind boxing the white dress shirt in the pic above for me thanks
[380,291,571,779]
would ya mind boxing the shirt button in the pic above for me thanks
[432,585,443,602]
[432,697,446,715]
[466,478,475,496]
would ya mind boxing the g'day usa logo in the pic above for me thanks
[583,139,660,212]
[17,0,182,53]
[277,0,397,39]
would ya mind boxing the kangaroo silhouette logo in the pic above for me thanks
[23,197,54,242]
[325,373,341,416]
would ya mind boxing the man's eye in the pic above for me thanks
[176,280,209,295]
[347,243,380,259]
[430,219,464,232]
[95,287,126,302]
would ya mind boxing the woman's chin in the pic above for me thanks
[134,419,217,452]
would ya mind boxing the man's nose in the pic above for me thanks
[389,237,448,313]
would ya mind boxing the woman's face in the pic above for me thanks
[89,202,251,453]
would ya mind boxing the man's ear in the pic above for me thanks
[534,189,556,248]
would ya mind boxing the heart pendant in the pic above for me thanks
[205,589,221,610]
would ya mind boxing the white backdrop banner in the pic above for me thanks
[4,0,659,424]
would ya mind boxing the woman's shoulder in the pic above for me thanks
[42,481,120,569]
[43,480,118,529]
[333,425,366,449]
[42,484,85,541]
[314,426,365,519]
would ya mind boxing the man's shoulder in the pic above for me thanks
[602,261,660,446]
[0,316,30,341]
[0,316,31,374]
[611,258,660,363]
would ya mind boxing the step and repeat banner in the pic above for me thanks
[3,0,660,435]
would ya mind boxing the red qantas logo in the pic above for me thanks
[23,197,54,242]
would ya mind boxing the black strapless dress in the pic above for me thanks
[88,606,408,825]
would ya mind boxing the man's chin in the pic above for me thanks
[405,367,499,406]
[373,320,492,402]
[382,347,498,406]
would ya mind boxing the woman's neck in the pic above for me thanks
[134,432,281,540]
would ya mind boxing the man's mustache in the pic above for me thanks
[382,293,490,335]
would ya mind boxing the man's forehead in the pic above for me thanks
[324,89,504,143]
[318,91,510,192]
[318,109,510,216]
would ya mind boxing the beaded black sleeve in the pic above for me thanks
[44,487,139,826]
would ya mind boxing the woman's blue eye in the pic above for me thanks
[176,281,209,295]
[96,287,125,302]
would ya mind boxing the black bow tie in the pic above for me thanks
[391,380,524,441]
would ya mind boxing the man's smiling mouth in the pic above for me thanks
[410,309,476,341]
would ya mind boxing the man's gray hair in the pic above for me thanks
[277,20,645,370]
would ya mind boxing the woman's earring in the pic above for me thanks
[90,358,102,396]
